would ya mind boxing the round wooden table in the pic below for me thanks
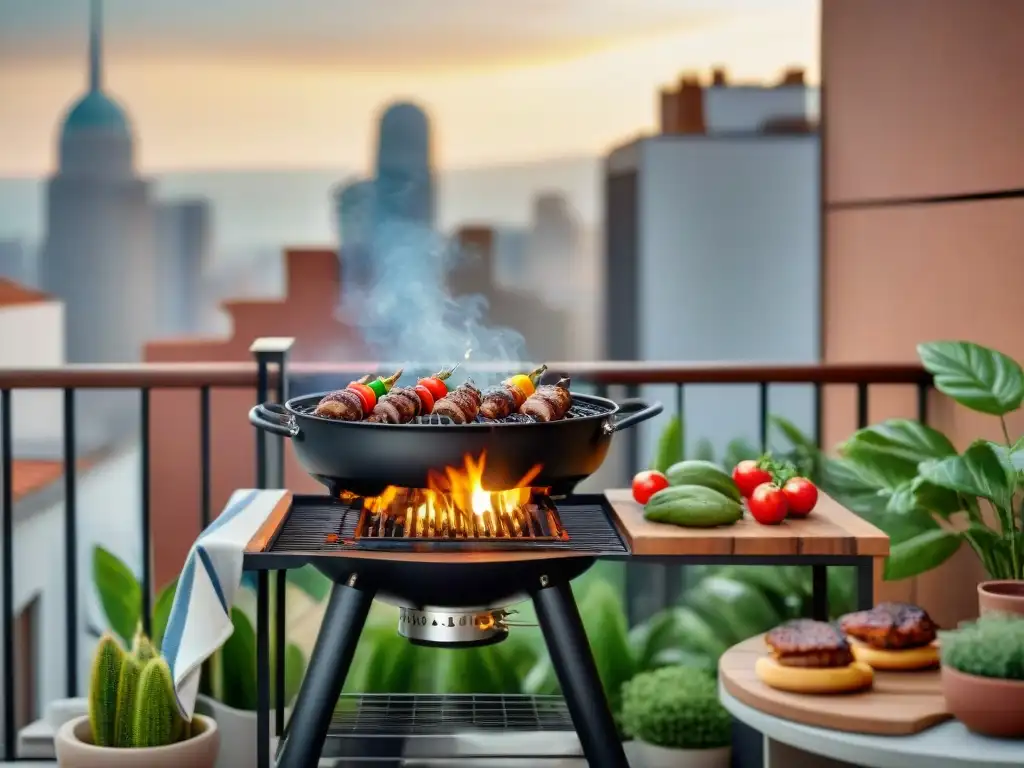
[721,686,1024,768]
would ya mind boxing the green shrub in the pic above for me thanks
[620,666,731,750]
[941,613,1024,681]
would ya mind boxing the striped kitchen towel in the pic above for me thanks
[160,488,290,719]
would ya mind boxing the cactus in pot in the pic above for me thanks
[87,631,187,748]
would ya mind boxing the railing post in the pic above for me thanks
[1,389,13,760]
[250,338,294,490]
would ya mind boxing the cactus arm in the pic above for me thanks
[113,655,142,747]
[88,634,124,747]
[132,658,179,748]
[131,627,157,664]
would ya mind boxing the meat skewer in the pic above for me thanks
[520,377,573,422]
[413,364,460,414]
[479,365,548,420]
[367,387,424,424]
[314,370,402,421]
[432,380,483,424]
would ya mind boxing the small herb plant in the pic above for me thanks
[940,613,1024,681]
[828,341,1024,581]
[620,666,731,750]
[89,631,189,748]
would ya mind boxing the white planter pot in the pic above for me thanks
[196,694,289,768]
[634,740,731,768]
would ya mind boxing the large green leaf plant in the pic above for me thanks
[829,341,1024,582]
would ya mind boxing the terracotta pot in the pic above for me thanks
[941,665,1024,738]
[634,741,731,768]
[55,714,220,767]
[978,580,1024,616]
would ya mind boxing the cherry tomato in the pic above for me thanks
[418,377,448,401]
[632,470,670,505]
[782,477,818,517]
[347,382,376,414]
[748,483,788,525]
[414,384,435,414]
[733,460,773,498]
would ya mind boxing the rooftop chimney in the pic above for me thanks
[711,66,728,86]
[779,67,805,86]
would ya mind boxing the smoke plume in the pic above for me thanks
[347,216,528,384]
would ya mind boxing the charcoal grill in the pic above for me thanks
[245,492,633,768]
[248,391,662,496]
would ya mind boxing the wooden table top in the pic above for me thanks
[605,489,889,558]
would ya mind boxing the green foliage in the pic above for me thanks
[620,666,731,749]
[651,416,684,474]
[88,632,186,749]
[829,341,1024,581]
[940,613,1024,681]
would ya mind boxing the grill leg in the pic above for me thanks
[275,577,374,768]
[533,579,629,768]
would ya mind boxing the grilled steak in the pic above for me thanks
[839,602,937,649]
[765,620,854,668]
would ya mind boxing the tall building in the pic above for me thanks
[39,0,156,362]
[154,199,211,336]
[526,192,579,305]
[604,76,820,472]
[0,240,27,285]
[373,102,435,228]
[333,177,375,299]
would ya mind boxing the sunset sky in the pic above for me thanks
[0,0,819,177]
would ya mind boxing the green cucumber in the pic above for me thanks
[644,485,742,527]
[664,460,741,501]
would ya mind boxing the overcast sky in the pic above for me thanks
[0,0,819,175]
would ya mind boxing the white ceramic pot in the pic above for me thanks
[55,714,219,768]
[196,694,288,768]
[635,740,731,768]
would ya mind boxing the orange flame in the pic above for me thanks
[357,452,555,539]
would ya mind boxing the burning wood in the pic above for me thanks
[351,453,567,541]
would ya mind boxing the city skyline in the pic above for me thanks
[0,0,819,176]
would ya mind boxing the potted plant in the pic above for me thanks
[55,632,219,767]
[620,665,731,768]
[940,612,1024,738]
[825,341,1024,612]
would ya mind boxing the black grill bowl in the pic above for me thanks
[249,392,662,496]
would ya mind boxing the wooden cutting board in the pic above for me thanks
[719,635,951,735]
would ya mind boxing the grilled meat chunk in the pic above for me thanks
[314,389,364,421]
[367,387,422,424]
[839,603,937,650]
[432,381,483,424]
[480,385,527,420]
[765,620,854,668]
[520,378,573,422]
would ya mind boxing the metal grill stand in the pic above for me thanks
[274,571,629,768]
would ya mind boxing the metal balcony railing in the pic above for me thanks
[0,341,933,760]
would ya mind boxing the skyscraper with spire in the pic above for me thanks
[39,0,156,362]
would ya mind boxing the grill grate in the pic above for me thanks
[269,494,627,555]
[330,694,573,736]
[292,395,610,425]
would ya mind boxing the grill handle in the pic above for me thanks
[249,402,301,438]
[602,399,663,435]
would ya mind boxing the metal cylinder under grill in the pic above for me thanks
[398,606,510,647]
